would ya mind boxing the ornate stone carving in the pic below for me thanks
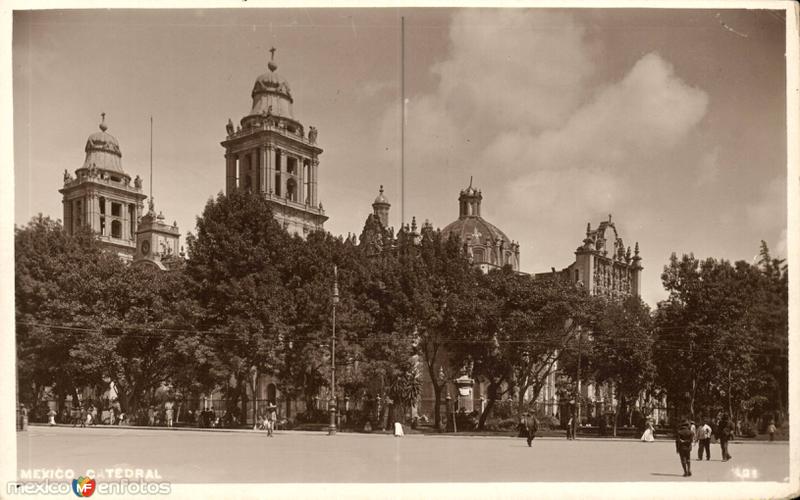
[308,126,318,144]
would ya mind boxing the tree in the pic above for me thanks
[654,248,787,425]
[185,190,293,423]
[591,296,655,436]
[15,215,123,410]
[449,267,595,430]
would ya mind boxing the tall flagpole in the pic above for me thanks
[150,116,154,204]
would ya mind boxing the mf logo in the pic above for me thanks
[71,476,96,497]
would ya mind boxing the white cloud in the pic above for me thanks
[377,11,713,304]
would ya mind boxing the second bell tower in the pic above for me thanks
[221,48,327,236]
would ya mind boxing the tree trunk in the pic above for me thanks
[478,397,496,431]
[517,384,526,414]
[477,382,498,431]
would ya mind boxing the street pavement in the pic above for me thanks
[16,426,790,483]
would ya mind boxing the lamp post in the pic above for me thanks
[575,325,582,438]
[328,265,339,436]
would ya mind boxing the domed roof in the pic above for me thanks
[373,185,390,206]
[441,215,512,246]
[81,113,125,174]
[251,48,292,101]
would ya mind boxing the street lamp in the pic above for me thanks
[328,265,339,436]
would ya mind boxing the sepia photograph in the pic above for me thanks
[3,2,798,499]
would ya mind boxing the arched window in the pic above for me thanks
[472,247,485,263]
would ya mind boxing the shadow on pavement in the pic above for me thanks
[650,472,686,477]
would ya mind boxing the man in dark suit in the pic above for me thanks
[518,413,539,447]
[717,414,734,461]
[675,419,695,477]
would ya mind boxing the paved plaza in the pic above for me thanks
[15,426,789,483]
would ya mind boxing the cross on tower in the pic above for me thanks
[269,47,276,61]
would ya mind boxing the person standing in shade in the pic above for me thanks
[768,420,776,442]
[165,402,174,428]
[47,408,57,426]
[566,416,574,440]
[717,413,733,461]
[676,419,695,477]
[641,418,655,442]
[698,419,712,460]
[266,403,277,437]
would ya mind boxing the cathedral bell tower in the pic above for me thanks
[59,113,147,262]
[220,48,327,236]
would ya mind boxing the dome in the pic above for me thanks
[252,69,292,100]
[248,49,295,119]
[441,216,512,246]
[81,114,125,174]
[373,185,390,206]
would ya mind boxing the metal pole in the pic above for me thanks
[576,326,582,438]
[329,266,339,435]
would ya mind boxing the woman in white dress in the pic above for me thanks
[641,419,655,442]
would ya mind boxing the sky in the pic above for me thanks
[11,7,789,307]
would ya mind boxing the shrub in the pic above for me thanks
[295,408,328,424]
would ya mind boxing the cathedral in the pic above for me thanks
[56,47,644,426]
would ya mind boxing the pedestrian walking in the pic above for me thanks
[47,408,57,426]
[266,403,277,437]
[147,406,156,426]
[675,419,694,477]
[79,406,87,428]
[768,420,776,442]
[717,414,734,461]
[393,421,405,437]
[566,416,574,440]
[525,414,539,447]
[165,402,174,428]
[698,419,712,460]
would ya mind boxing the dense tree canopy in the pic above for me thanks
[15,205,788,433]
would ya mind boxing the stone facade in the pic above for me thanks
[220,49,326,237]
[537,214,642,299]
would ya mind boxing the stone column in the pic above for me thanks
[91,194,101,233]
[252,149,260,192]
[312,159,319,206]
[260,147,268,194]
[122,202,129,241]
[63,199,73,235]
[225,153,236,194]
[298,157,305,204]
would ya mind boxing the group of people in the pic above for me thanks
[674,414,735,477]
